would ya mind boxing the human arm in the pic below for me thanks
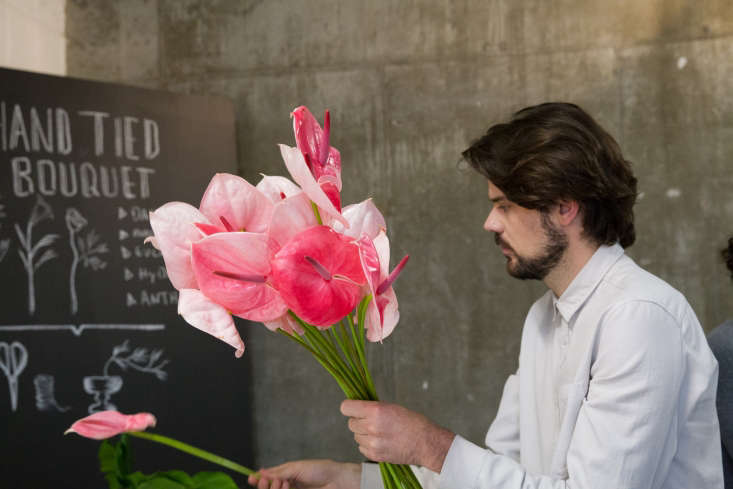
[247,459,361,489]
[347,302,693,488]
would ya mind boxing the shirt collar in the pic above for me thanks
[551,243,625,324]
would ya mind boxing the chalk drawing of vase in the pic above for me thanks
[83,375,123,413]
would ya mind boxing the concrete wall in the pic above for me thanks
[0,0,65,75]
[65,0,733,467]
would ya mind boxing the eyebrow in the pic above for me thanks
[490,196,508,204]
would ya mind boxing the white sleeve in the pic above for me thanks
[485,372,520,461]
[438,302,685,489]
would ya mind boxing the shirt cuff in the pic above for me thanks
[361,462,385,489]
[438,435,490,489]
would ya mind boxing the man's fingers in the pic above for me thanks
[340,399,376,417]
[347,416,372,435]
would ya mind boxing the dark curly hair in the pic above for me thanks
[724,236,733,279]
[462,102,638,248]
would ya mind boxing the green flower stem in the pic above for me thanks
[126,431,255,477]
[302,324,367,399]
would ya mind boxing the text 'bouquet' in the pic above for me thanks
[146,106,419,489]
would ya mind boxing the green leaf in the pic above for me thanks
[192,471,239,489]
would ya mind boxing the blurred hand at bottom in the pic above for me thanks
[248,459,361,489]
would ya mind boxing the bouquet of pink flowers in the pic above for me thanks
[145,106,419,489]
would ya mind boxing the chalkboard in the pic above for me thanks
[0,67,254,487]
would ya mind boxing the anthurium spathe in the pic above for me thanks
[332,198,387,240]
[268,192,319,248]
[65,411,156,440]
[291,106,343,217]
[147,202,211,290]
[271,226,365,327]
[191,232,288,323]
[256,174,302,203]
[358,231,408,342]
[178,288,245,357]
[199,173,273,233]
[279,144,348,228]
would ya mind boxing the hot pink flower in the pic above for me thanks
[357,231,408,342]
[65,411,156,440]
[291,106,342,209]
[191,232,288,323]
[270,226,365,327]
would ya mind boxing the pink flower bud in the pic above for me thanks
[65,411,156,440]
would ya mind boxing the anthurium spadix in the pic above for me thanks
[270,226,365,327]
[191,232,288,323]
[279,144,348,228]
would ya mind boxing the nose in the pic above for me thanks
[483,208,502,233]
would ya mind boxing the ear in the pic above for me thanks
[555,200,580,226]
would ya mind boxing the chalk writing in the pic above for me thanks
[0,324,166,336]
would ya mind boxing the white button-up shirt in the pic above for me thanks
[362,244,723,489]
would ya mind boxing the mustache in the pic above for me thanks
[494,234,512,252]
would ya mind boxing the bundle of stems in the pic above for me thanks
[280,297,423,489]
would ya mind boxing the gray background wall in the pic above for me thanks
[64,0,733,468]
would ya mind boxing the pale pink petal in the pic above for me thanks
[356,234,381,290]
[191,232,288,322]
[333,199,387,240]
[177,288,244,357]
[256,174,302,203]
[268,192,319,248]
[278,144,348,227]
[65,411,156,440]
[199,173,273,233]
[148,202,209,290]
[373,231,391,281]
[367,288,399,342]
[263,313,304,335]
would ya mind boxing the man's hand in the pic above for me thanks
[247,460,360,489]
[341,400,455,472]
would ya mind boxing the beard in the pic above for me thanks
[495,213,568,280]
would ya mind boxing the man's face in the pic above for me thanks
[483,181,568,280]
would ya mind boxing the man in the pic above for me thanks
[249,103,723,489]
[708,236,733,488]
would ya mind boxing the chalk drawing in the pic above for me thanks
[66,208,109,314]
[34,374,70,412]
[0,323,165,337]
[15,195,59,315]
[84,339,168,413]
[0,341,28,412]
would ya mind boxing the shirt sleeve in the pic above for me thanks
[438,301,685,489]
[485,372,520,461]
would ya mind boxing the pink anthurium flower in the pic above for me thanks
[191,232,288,323]
[178,288,245,357]
[256,174,302,203]
[199,173,273,233]
[357,231,408,342]
[331,199,387,240]
[268,192,320,248]
[270,226,365,327]
[291,105,342,193]
[147,202,211,290]
[65,411,156,440]
[279,144,348,228]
